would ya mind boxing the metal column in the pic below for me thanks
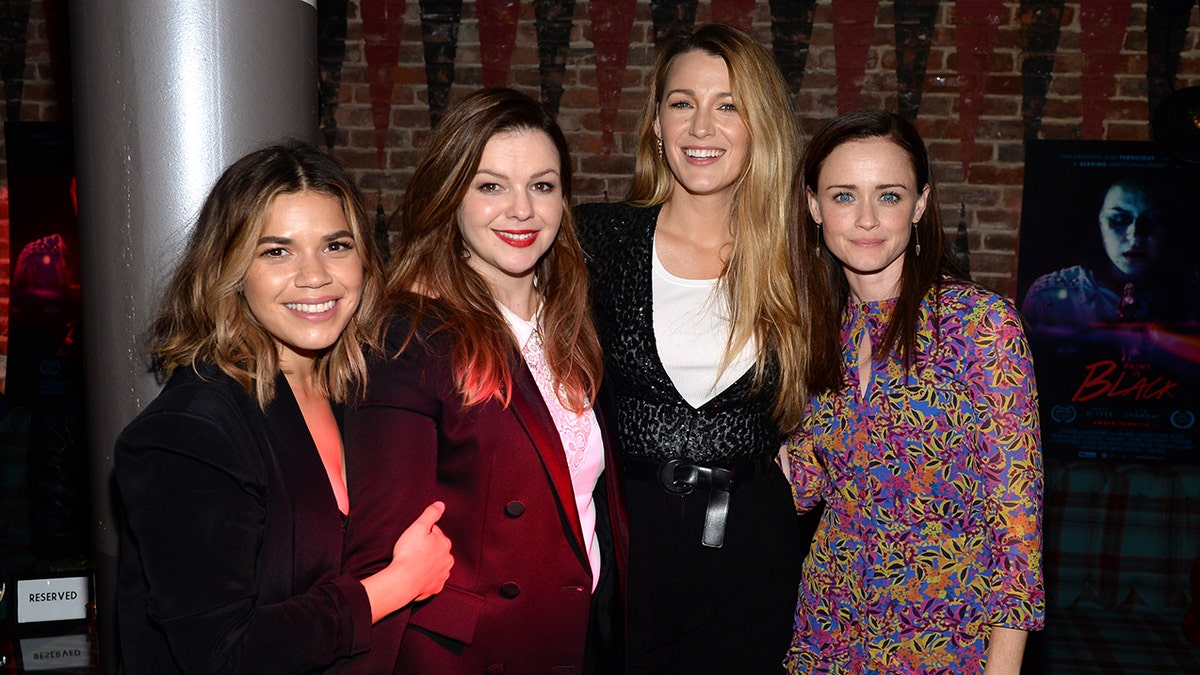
[69,1,317,669]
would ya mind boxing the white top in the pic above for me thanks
[500,303,604,592]
[652,241,756,408]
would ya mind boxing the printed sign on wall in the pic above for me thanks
[1017,140,1200,463]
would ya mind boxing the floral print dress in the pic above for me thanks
[785,282,1045,674]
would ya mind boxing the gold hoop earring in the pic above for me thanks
[913,222,921,257]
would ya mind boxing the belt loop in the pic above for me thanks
[702,486,730,548]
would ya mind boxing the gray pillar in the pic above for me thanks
[70,1,317,670]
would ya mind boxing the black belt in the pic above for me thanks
[626,454,777,549]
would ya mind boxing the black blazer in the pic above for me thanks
[338,299,627,674]
[115,364,372,674]
[575,201,785,464]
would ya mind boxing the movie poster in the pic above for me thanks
[1017,140,1200,464]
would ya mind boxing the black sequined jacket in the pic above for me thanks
[575,201,785,464]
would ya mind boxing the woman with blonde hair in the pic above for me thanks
[115,142,453,674]
[342,88,626,673]
[576,23,833,672]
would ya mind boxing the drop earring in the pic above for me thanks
[657,136,664,157]
[815,221,822,255]
[913,222,921,257]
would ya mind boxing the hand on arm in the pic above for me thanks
[360,501,454,623]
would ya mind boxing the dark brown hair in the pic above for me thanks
[800,109,968,378]
[388,87,602,411]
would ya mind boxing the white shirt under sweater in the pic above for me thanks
[652,241,756,408]
[500,303,604,592]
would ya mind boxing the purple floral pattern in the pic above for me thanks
[785,282,1045,674]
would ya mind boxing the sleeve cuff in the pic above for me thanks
[330,575,374,656]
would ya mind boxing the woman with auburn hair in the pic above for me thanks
[341,88,626,673]
[576,23,833,673]
[784,109,1043,674]
[115,142,453,674]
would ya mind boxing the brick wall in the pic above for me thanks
[325,1,1200,297]
[2,1,1199,310]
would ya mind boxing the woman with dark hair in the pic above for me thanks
[576,23,831,673]
[783,109,1044,674]
[342,88,625,673]
[115,142,453,674]
[1022,177,1184,326]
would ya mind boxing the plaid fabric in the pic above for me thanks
[1038,608,1200,674]
[0,407,33,625]
[0,409,32,565]
[1041,459,1200,672]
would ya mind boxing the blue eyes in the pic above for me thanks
[831,192,902,204]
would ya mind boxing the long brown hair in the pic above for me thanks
[626,23,819,430]
[800,109,969,378]
[152,141,385,405]
[388,87,602,411]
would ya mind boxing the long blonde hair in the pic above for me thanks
[388,88,602,412]
[152,142,386,405]
[628,24,816,430]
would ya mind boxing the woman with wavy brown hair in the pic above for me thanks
[342,88,626,673]
[115,142,453,674]
[576,23,833,673]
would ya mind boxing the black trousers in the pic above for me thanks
[623,463,821,674]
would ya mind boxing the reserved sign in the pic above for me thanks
[16,576,88,624]
[20,633,92,671]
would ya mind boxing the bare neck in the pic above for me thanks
[655,198,734,280]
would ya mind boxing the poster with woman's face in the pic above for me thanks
[1017,140,1200,464]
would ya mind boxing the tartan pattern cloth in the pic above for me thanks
[1038,609,1200,674]
[1041,459,1200,673]
[0,409,33,625]
[0,410,32,564]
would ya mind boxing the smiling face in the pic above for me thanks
[243,190,363,372]
[653,50,750,203]
[458,128,563,303]
[807,136,930,301]
[1098,182,1164,278]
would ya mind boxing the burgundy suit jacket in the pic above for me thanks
[337,301,627,674]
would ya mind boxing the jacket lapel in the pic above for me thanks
[507,362,589,567]
[262,374,341,521]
